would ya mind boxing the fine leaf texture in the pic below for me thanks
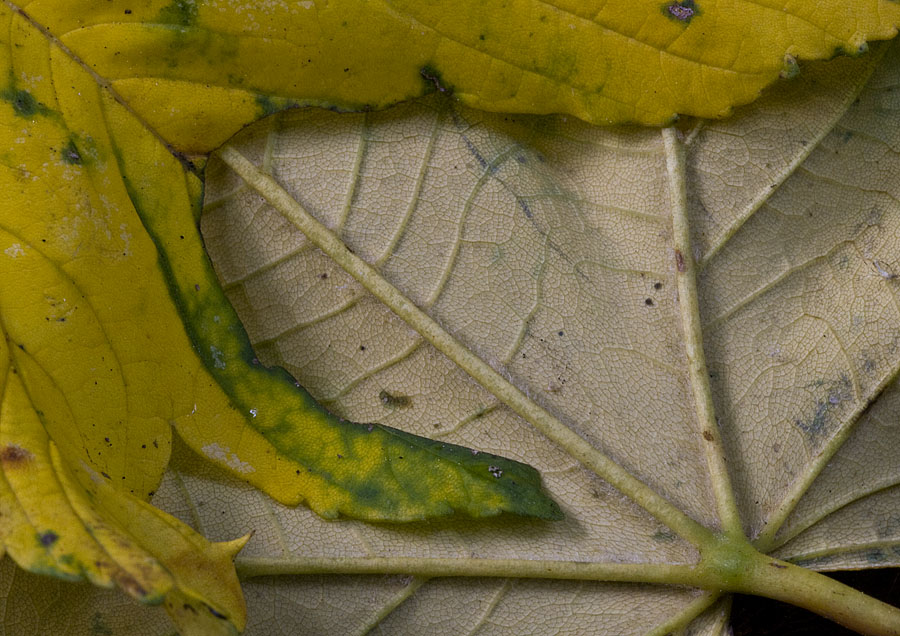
[14,0,900,145]
[154,41,898,634]
[0,5,560,632]
[0,3,252,630]
[2,0,900,635]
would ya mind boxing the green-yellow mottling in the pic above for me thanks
[15,0,900,153]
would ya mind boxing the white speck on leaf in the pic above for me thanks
[4,243,24,258]
[201,442,255,474]
[210,345,227,369]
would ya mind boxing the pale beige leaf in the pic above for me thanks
[147,42,900,634]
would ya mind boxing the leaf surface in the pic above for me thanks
[2,0,900,634]
[147,41,899,634]
[14,0,900,144]
[1,1,567,631]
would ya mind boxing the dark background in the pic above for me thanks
[732,568,900,635]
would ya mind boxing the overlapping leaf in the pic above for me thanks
[147,41,898,634]
[15,0,900,147]
[2,0,900,634]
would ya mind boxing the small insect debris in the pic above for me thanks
[872,260,898,280]
[488,465,503,478]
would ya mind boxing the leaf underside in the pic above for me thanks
[185,40,900,635]
[1,0,900,635]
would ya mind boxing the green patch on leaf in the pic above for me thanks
[60,138,82,165]
[420,64,454,96]
[1,87,51,119]
[255,94,299,118]
[104,97,561,523]
[155,0,198,27]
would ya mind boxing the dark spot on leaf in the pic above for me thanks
[379,389,411,409]
[0,444,33,465]
[356,484,381,502]
[61,138,82,164]
[557,330,564,337]
[101,472,110,479]
[702,431,714,441]
[91,612,113,636]
[255,94,284,117]
[39,531,59,546]
[675,249,686,272]
[207,605,227,620]
[664,0,698,22]
[182,603,198,614]
[124,9,132,14]
[769,561,788,569]
[2,88,44,118]
[645,298,654,306]
[795,401,829,436]
[517,198,533,218]
[420,65,453,95]
[359,345,366,351]
[653,282,663,290]
[652,529,677,542]
[866,549,885,564]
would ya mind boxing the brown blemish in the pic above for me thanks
[675,249,686,272]
[702,431,714,441]
[114,571,148,598]
[0,444,33,465]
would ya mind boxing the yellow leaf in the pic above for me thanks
[4,0,900,634]
[1,1,565,632]
[14,0,900,149]
[0,326,246,632]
